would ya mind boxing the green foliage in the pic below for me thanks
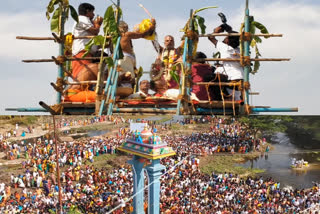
[84,4,123,68]
[239,116,292,138]
[83,35,105,56]
[170,70,180,85]
[252,21,269,38]
[69,5,79,23]
[103,5,122,45]
[247,17,269,74]
[46,0,79,33]
[194,15,206,35]
[50,7,61,33]
[181,6,217,35]
[134,66,144,93]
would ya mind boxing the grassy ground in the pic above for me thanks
[0,115,39,127]
[86,153,131,170]
[199,152,265,177]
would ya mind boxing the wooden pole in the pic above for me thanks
[199,33,283,37]
[23,57,290,63]
[66,80,107,85]
[243,0,250,114]
[52,115,63,214]
[195,82,242,86]
[56,3,65,105]
[22,56,110,63]
[200,58,291,62]
[16,35,112,40]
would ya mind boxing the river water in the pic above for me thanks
[240,133,320,189]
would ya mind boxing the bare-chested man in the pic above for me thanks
[152,35,185,89]
[117,19,156,88]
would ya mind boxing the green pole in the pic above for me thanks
[243,0,250,111]
[57,5,65,104]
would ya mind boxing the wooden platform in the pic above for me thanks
[58,99,243,115]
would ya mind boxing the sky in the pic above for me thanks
[0,0,319,115]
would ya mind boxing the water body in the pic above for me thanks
[240,133,320,189]
[87,130,110,137]
[71,130,110,139]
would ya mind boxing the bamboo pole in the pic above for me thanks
[22,56,110,63]
[16,35,112,40]
[113,108,177,114]
[199,33,283,37]
[200,58,291,62]
[66,80,107,85]
[243,0,250,115]
[249,92,260,95]
[52,115,63,214]
[195,82,242,86]
[16,33,280,40]
[23,57,290,63]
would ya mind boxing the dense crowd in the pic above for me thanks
[0,117,319,213]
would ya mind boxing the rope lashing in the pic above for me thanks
[245,104,251,115]
[243,81,251,90]
[177,94,190,102]
[96,94,107,102]
[55,77,66,92]
[240,56,251,67]
[240,32,252,42]
[186,30,199,42]
[54,55,67,65]
[50,104,63,114]
[116,66,123,72]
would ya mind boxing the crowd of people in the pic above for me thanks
[0,116,319,213]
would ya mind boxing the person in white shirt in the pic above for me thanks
[70,3,103,88]
[208,24,244,100]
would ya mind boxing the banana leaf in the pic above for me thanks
[192,19,199,34]
[46,0,59,20]
[170,70,180,85]
[104,57,114,70]
[252,21,269,38]
[51,7,61,33]
[83,35,105,57]
[194,15,206,34]
[69,5,78,23]
[193,6,218,15]
[252,60,260,75]
[103,6,121,45]
[253,35,262,43]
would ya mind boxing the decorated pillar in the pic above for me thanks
[146,159,165,214]
[127,155,145,214]
[118,124,175,214]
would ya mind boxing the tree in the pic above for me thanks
[239,115,292,149]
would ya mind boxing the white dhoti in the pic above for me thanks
[118,53,136,88]
[118,54,135,77]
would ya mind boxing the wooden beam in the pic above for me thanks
[199,33,283,37]
[202,58,291,62]
[195,82,241,86]
[22,56,107,63]
[16,35,112,40]
[249,92,260,95]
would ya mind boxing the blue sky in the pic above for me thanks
[0,0,319,115]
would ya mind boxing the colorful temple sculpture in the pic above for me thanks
[118,124,175,214]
